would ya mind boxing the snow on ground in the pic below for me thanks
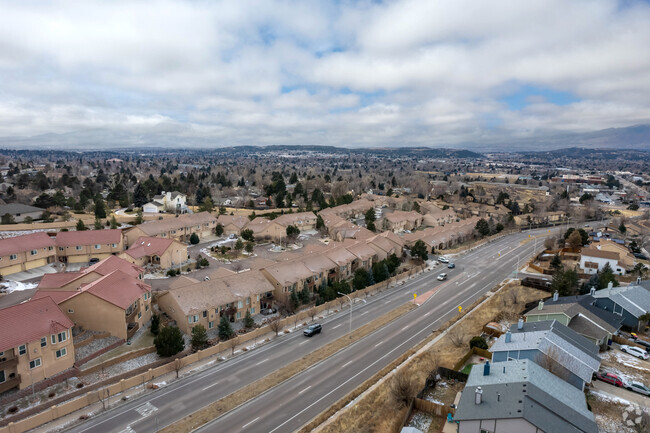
[612,351,650,372]
[82,352,160,383]
[592,391,634,406]
[0,280,37,293]
[0,229,56,238]
[408,411,433,432]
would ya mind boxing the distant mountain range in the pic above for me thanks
[0,124,648,154]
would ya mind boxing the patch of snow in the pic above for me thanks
[143,273,169,279]
[613,351,650,372]
[592,391,633,406]
[408,411,433,432]
[0,280,38,293]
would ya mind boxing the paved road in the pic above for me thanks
[66,229,543,433]
[591,380,650,407]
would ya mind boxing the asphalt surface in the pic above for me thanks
[65,229,545,433]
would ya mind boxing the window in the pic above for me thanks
[94,244,101,249]
[31,250,38,255]
[250,307,255,314]
[256,295,260,301]
[57,331,67,343]
[237,301,243,309]
[111,243,117,248]
[56,348,67,358]
[202,311,207,318]
[75,246,82,251]
[236,312,241,319]
[208,321,214,329]
[188,315,199,324]
[29,358,41,369]
[246,298,250,305]
[40,337,47,347]
[480,430,493,433]
[51,335,56,344]
[138,312,142,319]
[18,345,26,355]
[68,308,74,314]
[59,247,65,251]
[0,370,5,383]
[10,254,17,260]
[48,246,53,251]
[145,305,149,311]
[215,309,219,315]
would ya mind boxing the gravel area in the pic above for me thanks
[81,352,161,383]
[74,336,122,362]
[407,411,433,432]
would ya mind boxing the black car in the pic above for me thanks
[634,253,649,260]
[448,263,455,269]
[303,323,322,337]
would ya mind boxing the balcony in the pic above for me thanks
[125,305,141,324]
[0,356,18,370]
[127,322,139,340]
[0,374,21,394]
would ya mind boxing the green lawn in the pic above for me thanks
[460,363,475,375]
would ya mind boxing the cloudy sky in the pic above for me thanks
[1,0,650,149]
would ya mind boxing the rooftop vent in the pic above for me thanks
[518,318,524,330]
[483,361,490,376]
[552,291,558,302]
[505,331,512,343]
[475,387,483,405]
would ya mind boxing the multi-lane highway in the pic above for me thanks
[65,229,546,433]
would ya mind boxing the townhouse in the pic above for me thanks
[381,210,423,233]
[420,202,456,226]
[55,229,124,264]
[318,199,374,220]
[37,255,144,291]
[403,217,480,251]
[244,217,286,241]
[217,214,249,236]
[124,212,218,246]
[0,297,75,392]
[157,268,275,335]
[273,212,317,232]
[0,232,56,276]
[120,236,188,269]
[592,283,650,331]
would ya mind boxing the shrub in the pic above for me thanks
[154,326,185,357]
[469,336,488,350]
[189,233,200,244]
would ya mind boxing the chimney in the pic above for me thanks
[590,287,596,296]
[475,387,483,405]
[637,277,642,285]
[483,361,490,376]
[497,392,501,402]
[505,331,512,343]
[538,300,544,310]
[553,291,559,302]
[518,318,524,330]
[608,281,613,292]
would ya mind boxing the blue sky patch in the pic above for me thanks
[500,84,579,110]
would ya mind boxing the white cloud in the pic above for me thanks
[0,0,649,148]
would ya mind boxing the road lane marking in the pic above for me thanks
[342,360,353,368]
[360,311,368,315]
[299,340,309,345]
[202,381,220,391]
[375,340,384,347]
[332,324,342,329]
[298,385,312,395]
[242,417,260,429]
[401,325,409,331]
[135,402,158,417]
[255,358,269,366]
[423,311,432,317]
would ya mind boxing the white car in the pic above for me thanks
[626,381,650,396]
[437,257,449,263]
[621,345,649,360]
[437,273,448,281]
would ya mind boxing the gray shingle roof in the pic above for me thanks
[0,203,43,215]
[593,285,650,318]
[454,360,598,433]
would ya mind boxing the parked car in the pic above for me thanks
[89,258,100,264]
[447,263,455,269]
[627,381,650,396]
[621,345,649,360]
[437,273,448,281]
[594,371,626,387]
[261,308,277,315]
[630,334,650,350]
[303,323,322,337]
[437,257,449,263]
[633,253,648,260]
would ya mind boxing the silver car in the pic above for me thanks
[627,381,650,396]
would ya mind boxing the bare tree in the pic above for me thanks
[537,346,569,382]
[447,327,466,348]
[228,336,240,356]
[173,358,183,379]
[97,388,110,410]
[307,307,318,322]
[267,317,283,337]
[389,370,419,409]
[543,237,555,251]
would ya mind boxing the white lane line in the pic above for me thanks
[423,311,432,317]
[360,311,368,315]
[202,381,220,391]
[298,385,312,395]
[375,340,384,347]
[255,358,269,366]
[299,340,309,345]
[332,324,342,329]
[341,360,354,368]
[401,325,409,331]
[242,417,260,429]
[135,402,158,417]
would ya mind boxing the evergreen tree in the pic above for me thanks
[550,253,562,270]
[110,215,118,229]
[475,218,490,237]
[94,197,106,219]
[243,310,255,328]
[300,286,310,304]
[598,263,619,289]
[215,223,224,236]
[190,232,200,244]
[410,240,429,261]
[76,219,87,231]
[353,268,369,291]
[290,289,300,310]
[191,324,208,351]
[150,314,160,336]
[154,326,185,357]
[218,316,234,340]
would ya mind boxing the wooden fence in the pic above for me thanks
[452,347,493,371]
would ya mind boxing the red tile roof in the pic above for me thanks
[55,229,122,247]
[81,270,150,309]
[0,232,55,257]
[125,236,175,259]
[38,272,84,289]
[83,255,143,278]
[0,297,73,352]
[32,290,79,304]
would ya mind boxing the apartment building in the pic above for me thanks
[0,232,56,276]
[217,214,249,236]
[120,236,188,269]
[124,212,218,246]
[55,229,124,264]
[38,255,144,291]
[381,210,423,233]
[0,297,74,392]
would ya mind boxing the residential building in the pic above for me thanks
[157,268,275,335]
[524,293,622,349]
[590,238,636,269]
[579,245,628,275]
[124,212,218,246]
[381,210,423,233]
[38,255,144,291]
[454,359,598,433]
[142,191,187,214]
[0,203,44,223]
[420,203,456,227]
[402,217,480,252]
[0,297,74,392]
[55,229,124,264]
[33,269,152,340]
[592,283,650,330]
[217,214,249,236]
[318,199,374,220]
[0,232,56,276]
[120,236,188,269]
[490,320,600,390]
[244,217,286,241]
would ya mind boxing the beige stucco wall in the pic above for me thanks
[58,238,124,263]
[0,247,56,275]
[14,331,75,389]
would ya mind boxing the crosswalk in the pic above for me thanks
[135,402,158,418]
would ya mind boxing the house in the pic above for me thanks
[318,199,374,220]
[33,269,152,340]
[590,239,636,269]
[490,320,600,390]
[124,212,218,246]
[261,260,318,304]
[55,229,124,264]
[579,245,628,275]
[0,232,56,276]
[420,203,456,227]
[0,297,75,392]
[38,255,144,291]
[217,215,249,236]
[0,204,44,223]
[244,217,286,241]
[157,268,275,335]
[120,236,188,269]
[592,283,650,331]
[454,359,598,433]
[273,212,317,232]
[381,210,423,233]
[142,191,187,214]
[524,293,622,349]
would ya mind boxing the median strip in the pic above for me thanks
[159,301,417,433]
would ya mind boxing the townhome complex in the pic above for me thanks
[55,229,124,264]
[120,236,188,269]
[0,232,56,276]
[124,212,218,246]
[0,297,75,392]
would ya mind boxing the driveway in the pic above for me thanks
[591,379,650,407]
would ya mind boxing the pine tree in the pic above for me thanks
[191,324,208,351]
[243,310,255,328]
[218,316,234,340]
[154,326,185,357]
